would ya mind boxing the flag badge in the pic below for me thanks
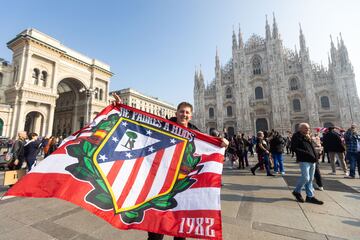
[94,118,187,213]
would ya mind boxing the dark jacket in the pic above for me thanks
[322,130,345,153]
[24,140,40,161]
[291,132,317,163]
[169,117,200,131]
[269,135,285,153]
[256,138,269,156]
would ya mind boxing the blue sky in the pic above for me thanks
[1,0,360,106]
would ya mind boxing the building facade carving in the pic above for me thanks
[193,15,360,136]
[110,88,176,119]
[0,29,112,138]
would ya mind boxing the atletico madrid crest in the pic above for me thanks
[65,111,200,224]
[94,118,187,213]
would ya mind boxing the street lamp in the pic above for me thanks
[79,87,98,124]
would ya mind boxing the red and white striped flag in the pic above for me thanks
[6,104,225,239]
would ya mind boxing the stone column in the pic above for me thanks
[46,104,55,137]
[15,101,27,134]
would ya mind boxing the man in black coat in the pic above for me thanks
[291,123,323,205]
[322,127,348,175]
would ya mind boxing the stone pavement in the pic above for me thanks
[0,155,359,240]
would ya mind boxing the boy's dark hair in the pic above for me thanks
[30,132,38,139]
[177,102,193,112]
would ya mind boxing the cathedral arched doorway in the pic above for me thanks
[323,122,334,128]
[53,78,87,137]
[227,127,235,138]
[25,111,45,136]
[256,118,268,132]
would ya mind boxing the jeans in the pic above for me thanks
[294,162,316,197]
[347,152,360,177]
[243,150,249,166]
[314,162,323,187]
[272,152,284,173]
[328,152,347,173]
[252,153,271,175]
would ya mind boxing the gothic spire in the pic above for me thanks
[272,12,279,39]
[265,15,271,40]
[232,27,238,49]
[299,23,307,51]
[330,35,337,63]
[215,47,220,69]
[238,24,244,48]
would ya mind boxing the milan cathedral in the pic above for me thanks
[193,15,360,136]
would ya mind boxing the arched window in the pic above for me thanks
[226,106,233,117]
[32,68,40,84]
[99,89,103,101]
[0,73,3,86]
[226,88,232,98]
[321,96,330,109]
[40,71,47,87]
[290,78,299,90]
[255,87,263,99]
[13,66,17,83]
[0,118,3,136]
[209,107,214,118]
[252,56,262,75]
[94,88,99,99]
[293,99,301,112]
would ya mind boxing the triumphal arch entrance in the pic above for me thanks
[5,29,112,138]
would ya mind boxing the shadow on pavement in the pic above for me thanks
[283,175,359,194]
[221,183,287,192]
[342,220,360,227]
[221,194,294,203]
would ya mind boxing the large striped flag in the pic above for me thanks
[5,104,225,239]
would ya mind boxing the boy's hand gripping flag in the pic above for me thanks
[5,104,225,239]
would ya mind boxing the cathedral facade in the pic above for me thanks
[193,15,360,137]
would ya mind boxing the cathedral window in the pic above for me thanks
[321,96,330,109]
[32,68,40,84]
[209,107,214,118]
[293,99,301,112]
[0,73,3,86]
[226,106,233,117]
[255,87,263,99]
[40,71,47,87]
[226,88,232,98]
[252,56,262,75]
[289,78,299,90]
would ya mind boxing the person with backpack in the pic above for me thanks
[24,133,41,171]
[269,131,286,175]
[8,131,27,170]
[250,131,274,176]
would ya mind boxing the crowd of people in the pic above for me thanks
[4,132,64,171]
[222,122,360,205]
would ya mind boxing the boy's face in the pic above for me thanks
[176,106,192,127]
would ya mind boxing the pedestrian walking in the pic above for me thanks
[250,131,274,176]
[291,123,324,204]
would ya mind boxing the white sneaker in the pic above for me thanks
[344,172,349,176]
[318,187,324,191]
[281,172,286,175]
